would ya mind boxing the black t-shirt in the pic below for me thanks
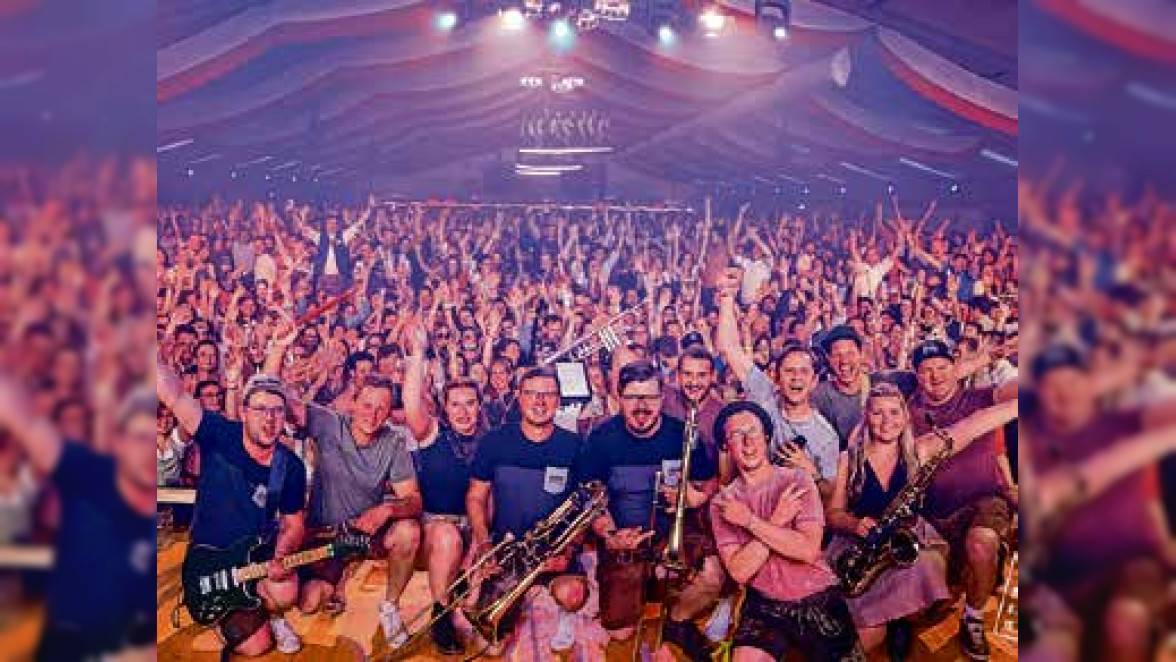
[413,426,478,517]
[45,443,156,652]
[189,412,306,548]
[470,422,583,540]
[580,415,715,530]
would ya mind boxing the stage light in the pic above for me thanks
[230,171,238,179]
[950,182,961,194]
[549,18,574,48]
[657,24,675,45]
[755,0,791,41]
[186,168,194,177]
[886,183,895,194]
[435,10,458,31]
[774,26,787,40]
[501,7,525,31]
[839,186,847,194]
[699,9,726,37]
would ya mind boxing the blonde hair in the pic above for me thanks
[846,383,920,503]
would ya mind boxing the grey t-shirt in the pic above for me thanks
[744,366,840,481]
[305,403,416,527]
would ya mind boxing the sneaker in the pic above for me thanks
[379,600,409,649]
[959,615,990,661]
[662,619,713,662]
[430,603,464,655]
[703,596,733,643]
[269,617,302,654]
[550,609,576,652]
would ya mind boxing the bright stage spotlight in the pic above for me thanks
[699,8,726,37]
[500,7,525,31]
[657,24,675,45]
[435,10,458,31]
[773,26,787,40]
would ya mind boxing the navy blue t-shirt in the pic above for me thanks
[470,422,583,541]
[580,415,715,531]
[413,426,478,517]
[189,412,306,548]
[45,443,156,651]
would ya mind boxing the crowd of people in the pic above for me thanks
[0,157,156,661]
[154,192,1025,662]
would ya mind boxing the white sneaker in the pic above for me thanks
[703,596,733,643]
[269,617,302,654]
[550,609,577,652]
[379,600,409,649]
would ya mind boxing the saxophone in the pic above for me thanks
[462,481,609,645]
[833,424,954,597]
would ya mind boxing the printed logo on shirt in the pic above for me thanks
[130,540,153,575]
[544,466,569,495]
[662,459,683,488]
[252,484,268,510]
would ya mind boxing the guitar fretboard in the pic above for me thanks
[236,545,334,582]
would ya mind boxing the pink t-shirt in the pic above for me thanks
[710,465,838,602]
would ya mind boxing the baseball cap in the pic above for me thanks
[243,373,287,406]
[911,339,954,370]
[1031,344,1087,381]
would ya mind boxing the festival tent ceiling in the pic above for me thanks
[153,0,1020,205]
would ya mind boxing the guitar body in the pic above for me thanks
[181,530,370,627]
[182,537,273,626]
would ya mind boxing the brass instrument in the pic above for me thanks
[833,420,954,597]
[462,481,609,645]
[662,404,698,574]
[542,302,645,365]
[636,405,699,661]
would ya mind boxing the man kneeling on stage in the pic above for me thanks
[710,401,866,662]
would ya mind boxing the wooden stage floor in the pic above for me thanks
[158,534,1017,661]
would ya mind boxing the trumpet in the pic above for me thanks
[542,302,646,365]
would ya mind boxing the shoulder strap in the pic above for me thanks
[262,448,288,539]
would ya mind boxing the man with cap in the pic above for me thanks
[905,338,1017,660]
[158,361,308,656]
[1024,343,1176,662]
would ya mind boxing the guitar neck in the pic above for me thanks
[237,544,335,582]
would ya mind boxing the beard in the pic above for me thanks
[625,410,660,437]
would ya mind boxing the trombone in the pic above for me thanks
[542,302,646,365]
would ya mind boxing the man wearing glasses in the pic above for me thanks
[157,362,308,656]
[464,366,589,655]
[580,360,723,660]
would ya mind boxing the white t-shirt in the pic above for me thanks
[735,256,772,304]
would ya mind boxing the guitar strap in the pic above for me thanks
[261,448,289,543]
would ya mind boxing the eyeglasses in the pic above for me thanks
[248,405,286,418]
[520,390,560,400]
[620,394,661,404]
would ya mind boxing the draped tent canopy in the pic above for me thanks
[156,0,1018,206]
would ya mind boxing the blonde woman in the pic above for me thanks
[826,383,1017,660]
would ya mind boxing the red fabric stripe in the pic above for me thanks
[879,44,1017,136]
[1037,0,1176,64]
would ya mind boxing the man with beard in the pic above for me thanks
[662,346,725,468]
[581,360,723,660]
[403,322,483,654]
[716,276,839,497]
[0,378,155,662]
[905,339,1017,660]
[260,327,423,650]
[158,363,308,656]
[465,366,589,655]
[710,401,865,662]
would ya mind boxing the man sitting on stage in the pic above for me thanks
[711,401,865,662]
[158,362,308,656]
[465,366,589,655]
[263,326,423,650]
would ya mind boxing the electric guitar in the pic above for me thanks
[182,530,369,626]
